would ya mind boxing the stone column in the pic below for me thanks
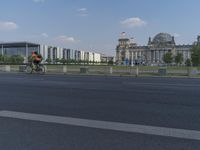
[156,50,159,63]
[153,50,156,62]
[139,51,142,59]
[131,52,134,67]
[159,50,161,62]
[135,51,138,60]
[183,51,186,62]
[141,51,144,62]
[151,51,153,62]
[161,50,163,62]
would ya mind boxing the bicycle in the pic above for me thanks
[25,62,46,74]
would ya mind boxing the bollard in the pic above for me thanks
[158,68,167,76]
[3,65,11,72]
[63,66,67,74]
[44,65,47,73]
[188,67,198,77]
[19,65,26,72]
[80,66,89,74]
[109,67,113,74]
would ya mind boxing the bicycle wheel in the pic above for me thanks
[25,65,33,74]
[38,65,45,74]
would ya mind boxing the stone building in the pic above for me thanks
[116,32,199,65]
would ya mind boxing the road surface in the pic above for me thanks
[0,73,200,150]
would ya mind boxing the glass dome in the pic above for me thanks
[152,33,173,44]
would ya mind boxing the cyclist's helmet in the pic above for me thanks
[32,51,38,55]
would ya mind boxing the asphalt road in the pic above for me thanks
[0,73,200,150]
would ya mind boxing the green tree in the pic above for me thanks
[82,60,86,64]
[78,60,82,64]
[185,59,192,67]
[71,59,75,64]
[46,58,52,64]
[175,53,183,65]
[16,55,24,64]
[66,59,71,64]
[191,45,200,66]
[60,58,67,64]
[0,55,4,63]
[55,58,60,64]
[28,55,33,62]
[2,55,11,63]
[108,60,114,65]
[163,52,173,64]
[10,55,24,64]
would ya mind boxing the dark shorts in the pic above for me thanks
[33,60,41,65]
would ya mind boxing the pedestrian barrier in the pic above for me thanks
[158,68,167,76]
[80,67,89,74]
[0,65,11,72]
[188,67,198,77]
[19,65,26,72]
[0,65,199,77]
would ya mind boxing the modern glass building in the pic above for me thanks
[0,42,40,62]
[0,42,102,63]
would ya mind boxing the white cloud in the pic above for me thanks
[121,17,146,27]
[55,35,76,44]
[0,21,18,31]
[77,8,88,17]
[32,0,45,3]
[78,8,87,12]
[173,33,180,37]
[41,33,49,38]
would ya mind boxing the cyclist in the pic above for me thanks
[31,51,42,69]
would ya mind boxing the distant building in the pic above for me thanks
[93,53,101,63]
[0,42,40,63]
[101,54,115,63]
[0,42,101,64]
[116,32,200,65]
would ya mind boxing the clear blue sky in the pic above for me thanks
[0,0,200,55]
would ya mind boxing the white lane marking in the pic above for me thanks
[123,82,200,87]
[0,77,44,82]
[0,110,200,141]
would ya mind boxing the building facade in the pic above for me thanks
[0,42,102,63]
[116,33,200,65]
[101,54,115,63]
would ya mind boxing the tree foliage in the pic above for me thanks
[60,58,67,64]
[46,58,52,64]
[55,58,61,64]
[163,52,173,64]
[191,45,200,66]
[185,59,192,66]
[10,55,24,64]
[0,55,24,64]
[175,53,183,65]
[108,60,114,65]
